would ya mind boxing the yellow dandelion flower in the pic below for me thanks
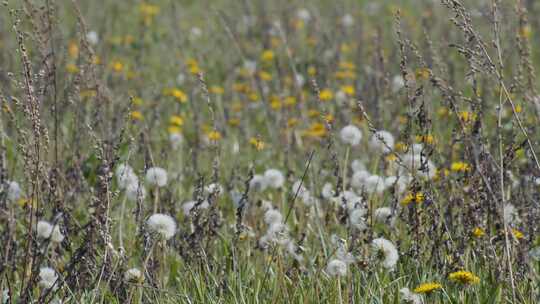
[450,161,471,173]
[395,142,408,153]
[111,61,124,73]
[284,96,297,107]
[415,67,430,80]
[207,130,222,141]
[248,93,259,102]
[260,50,275,62]
[171,89,188,103]
[169,115,184,126]
[472,227,485,238]
[258,71,273,81]
[512,229,524,240]
[401,192,424,206]
[448,271,480,284]
[249,137,265,151]
[340,85,355,96]
[307,66,317,76]
[319,89,334,102]
[416,134,435,145]
[458,111,477,123]
[304,122,327,138]
[168,126,181,134]
[413,282,442,294]
[270,97,282,110]
[324,114,334,123]
[287,118,299,128]
[130,111,143,121]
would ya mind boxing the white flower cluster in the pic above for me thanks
[399,288,422,304]
[39,267,58,290]
[259,204,302,262]
[36,220,64,243]
[115,164,146,202]
[326,236,356,277]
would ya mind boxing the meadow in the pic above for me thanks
[0,0,539,303]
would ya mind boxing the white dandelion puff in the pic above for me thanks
[399,288,422,304]
[38,267,58,290]
[340,125,362,146]
[182,200,209,216]
[264,169,285,189]
[349,208,368,231]
[503,204,519,225]
[374,207,393,223]
[369,130,395,153]
[342,14,355,27]
[115,164,138,189]
[321,182,335,199]
[36,221,64,243]
[86,31,99,45]
[372,238,399,270]
[264,209,283,225]
[249,174,268,192]
[124,268,144,283]
[351,170,370,190]
[6,181,22,202]
[125,182,146,202]
[145,167,168,187]
[351,159,366,172]
[326,259,347,277]
[147,214,176,240]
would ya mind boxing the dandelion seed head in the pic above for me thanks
[145,167,168,187]
[7,181,22,202]
[38,267,58,290]
[147,213,176,240]
[372,238,399,269]
[124,268,144,283]
[326,259,347,277]
[264,169,285,189]
[369,130,395,153]
[340,125,362,146]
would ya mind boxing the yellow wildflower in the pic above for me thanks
[512,229,524,240]
[340,85,355,96]
[472,227,485,238]
[168,126,181,134]
[448,271,480,284]
[171,89,188,103]
[249,137,265,151]
[260,50,275,62]
[111,61,124,73]
[169,115,184,126]
[207,130,222,141]
[413,282,442,294]
[130,111,143,121]
[319,89,334,102]
[450,161,471,173]
[304,122,327,138]
[401,192,424,206]
[259,71,273,81]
